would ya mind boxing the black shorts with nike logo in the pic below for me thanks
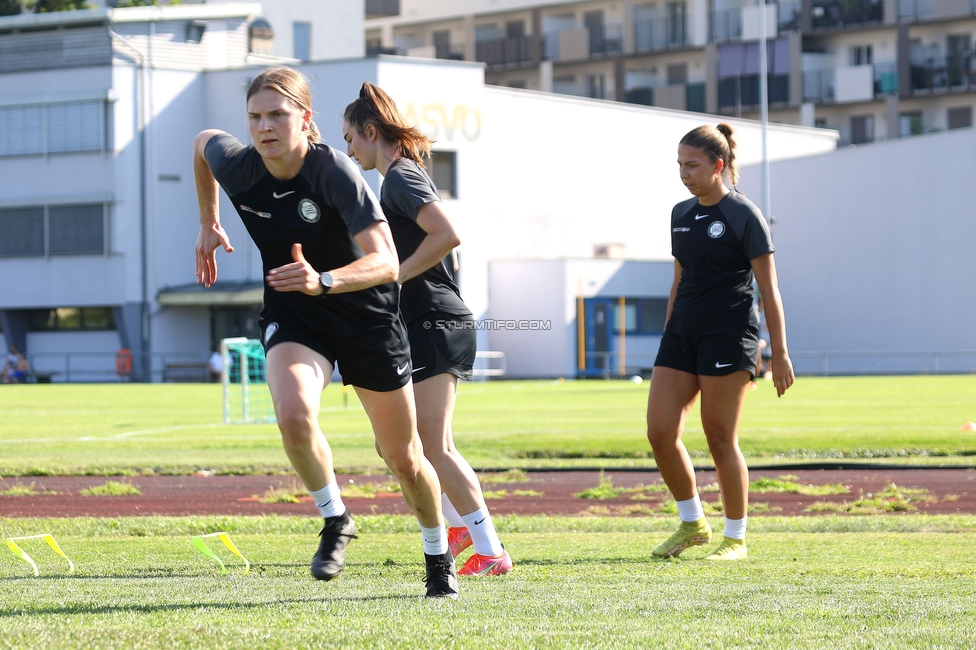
[406,312,477,383]
[654,326,760,379]
[261,308,412,392]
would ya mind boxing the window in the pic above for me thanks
[0,100,104,157]
[293,22,311,61]
[0,203,106,258]
[28,308,116,332]
[948,106,973,130]
[425,151,457,199]
[851,115,874,144]
[613,299,669,334]
[186,20,207,44]
[667,63,688,85]
[900,112,924,137]
[851,45,873,66]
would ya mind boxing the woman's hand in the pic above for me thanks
[266,243,324,295]
[195,224,234,287]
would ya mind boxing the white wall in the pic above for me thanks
[737,126,976,373]
[255,0,365,61]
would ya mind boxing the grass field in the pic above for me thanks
[2,376,976,648]
[1,376,975,476]
[1,515,975,649]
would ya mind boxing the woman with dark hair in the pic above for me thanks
[647,123,794,561]
[342,82,511,576]
[193,67,458,597]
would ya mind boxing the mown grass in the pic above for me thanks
[1,376,975,476]
[0,515,974,649]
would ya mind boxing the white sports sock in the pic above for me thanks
[308,481,344,519]
[460,509,504,557]
[676,495,705,523]
[420,524,448,556]
[441,493,465,528]
[723,516,747,540]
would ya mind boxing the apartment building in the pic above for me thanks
[365,0,976,145]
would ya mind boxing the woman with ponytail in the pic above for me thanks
[646,122,794,561]
[343,82,512,577]
[192,67,459,598]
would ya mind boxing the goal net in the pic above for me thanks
[221,337,276,424]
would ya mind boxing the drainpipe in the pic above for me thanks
[108,25,149,381]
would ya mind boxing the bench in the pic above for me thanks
[163,362,211,383]
[28,371,60,384]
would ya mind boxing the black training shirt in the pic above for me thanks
[381,158,470,323]
[667,190,774,336]
[204,133,399,338]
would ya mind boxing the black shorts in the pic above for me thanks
[654,326,760,379]
[406,312,476,383]
[260,312,411,392]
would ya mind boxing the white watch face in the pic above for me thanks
[320,272,333,288]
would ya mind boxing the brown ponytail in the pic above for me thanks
[246,67,320,143]
[680,122,739,187]
[343,82,433,165]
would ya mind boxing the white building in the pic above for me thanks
[9,3,961,383]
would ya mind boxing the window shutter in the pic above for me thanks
[49,204,105,255]
[47,101,104,154]
[0,105,44,157]
[0,207,45,257]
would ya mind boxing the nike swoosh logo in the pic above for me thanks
[474,518,486,526]
[695,214,709,220]
[397,364,409,375]
[317,499,333,508]
[240,204,271,219]
[715,362,733,368]
[272,191,295,199]
[411,366,427,374]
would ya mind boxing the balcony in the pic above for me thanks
[898,0,976,21]
[810,0,883,30]
[710,1,802,42]
[911,55,976,93]
[803,62,898,103]
[718,73,790,113]
[625,82,706,112]
[435,42,466,60]
[634,14,690,52]
[544,23,623,61]
[366,0,400,19]
[476,36,533,67]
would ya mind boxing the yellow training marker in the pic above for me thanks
[190,532,250,574]
[5,534,75,576]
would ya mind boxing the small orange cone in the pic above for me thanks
[960,422,976,432]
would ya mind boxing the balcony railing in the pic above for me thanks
[710,2,803,42]
[366,0,400,19]
[435,42,466,60]
[543,23,623,61]
[718,73,790,112]
[898,0,976,21]
[803,62,899,103]
[811,0,884,29]
[911,55,976,92]
[475,36,533,67]
[635,15,689,52]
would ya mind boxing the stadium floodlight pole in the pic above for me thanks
[758,0,771,232]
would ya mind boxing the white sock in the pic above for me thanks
[308,481,344,519]
[441,493,465,528]
[723,516,747,540]
[460,508,504,557]
[676,495,705,522]
[420,524,448,556]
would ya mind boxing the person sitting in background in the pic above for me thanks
[1,345,29,384]
[207,351,223,382]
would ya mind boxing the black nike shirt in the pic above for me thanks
[667,190,774,336]
[204,133,399,337]
[380,158,470,323]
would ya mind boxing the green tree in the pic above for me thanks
[31,0,90,11]
[0,0,24,16]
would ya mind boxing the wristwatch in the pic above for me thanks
[319,272,334,293]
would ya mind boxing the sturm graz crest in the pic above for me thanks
[707,221,726,238]
[298,198,321,223]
